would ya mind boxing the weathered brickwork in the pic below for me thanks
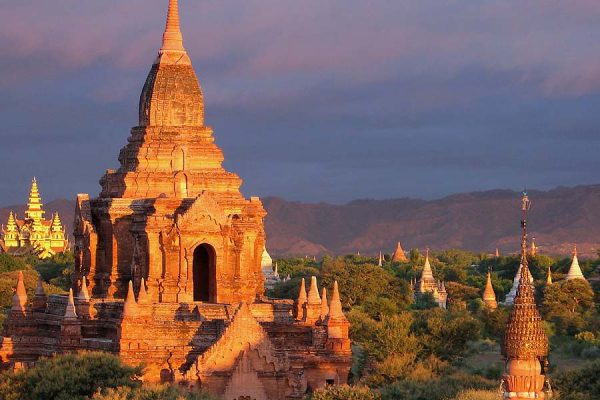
[0,1,351,398]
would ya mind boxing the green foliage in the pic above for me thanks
[411,309,481,361]
[541,280,595,335]
[553,361,600,400]
[90,385,215,400]
[0,254,28,273]
[35,251,75,290]
[308,385,380,400]
[0,352,143,400]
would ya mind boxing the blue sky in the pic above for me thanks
[1,0,600,205]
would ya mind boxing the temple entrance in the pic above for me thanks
[193,244,216,302]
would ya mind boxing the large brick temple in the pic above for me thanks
[0,1,352,398]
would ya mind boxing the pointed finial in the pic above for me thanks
[297,278,307,304]
[378,251,383,267]
[320,287,329,320]
[12,271,28,313]
[328,281,344,319]
[573,245,578,257]
[495,247,500,257]
[161,0,185,53]
[138,278,151,304]
[64,288,78,320]
[307,276,321,304]
[123,281,138,317]
[546,266,553,285]
[78,277,90,302]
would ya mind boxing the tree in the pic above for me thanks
[541,279,595,335]
[0,254,27,273]
[411,309,481,362]
[553,360,600,400]
[0,352,143,400]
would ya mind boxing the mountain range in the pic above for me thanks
[1,185,599,257]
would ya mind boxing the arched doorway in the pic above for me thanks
[193,244,216,302]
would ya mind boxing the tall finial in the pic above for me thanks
[161,0,185,53]
[520,191,531,269]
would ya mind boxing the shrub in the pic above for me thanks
[0,352,143,400]
[90,385,215,400]
[452,389,499,400]
[309,385,380,400]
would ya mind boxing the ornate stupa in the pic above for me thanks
[261,246,280,290]
[414,249,447,308]
[392,241,408,262]
[565,246,586,281]
[482,270,498,310]
[0,178,68,258]
[546,266,553,286]
[502,192,550,399]
[0,1,352,396]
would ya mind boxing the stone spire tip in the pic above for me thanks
[307,276,321,304]
[161,0,185,53]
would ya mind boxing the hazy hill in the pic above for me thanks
[2,185,599,257]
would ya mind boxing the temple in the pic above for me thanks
[391,241,408,262]
[261,247,280,290]
[482,270,497,310]
[0,2,352,398]
[414,250,447,308]
[0,178,68,259]
[501,192,550,399]
[565,247,586,281]
[503,262,534,306]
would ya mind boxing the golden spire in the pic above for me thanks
[392,241,408,262]
[307,276,321,305]
[25,177,45,221]
[566,245,586,281]
[123,281,139,318]
[502,191,548,358]
[546,266,553,285]
[297,278,307,304]
[483,270,497,310]
[320,287,329,320]
[495,247,500,257]
[51,213,63,232]
[378,251,383,267]
[160,0,185,53]
[421,248,434,282]
[12,271,27,313]
[328,281,344,320]
[6,211,17,232]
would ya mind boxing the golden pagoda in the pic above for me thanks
[482,270,497,310]
[0,178,68,258]
[392,241,408,262]
[501,192,550,399]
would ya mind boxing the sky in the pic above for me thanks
[1,0,600,205]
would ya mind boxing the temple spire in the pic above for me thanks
[328,281,344,319]
[501,192,549,399]
[12,271,27,313]
[546,266,553,285]
[123,281,139,318]
[482,270,497,310]
[307,276,321,304]
[160,0,185,53]
[392,241,408,262]
[320,287,329,320]
[64,289,78,320]
[566,246,586,281]
[78,277,90,302]
[421,249,434,280]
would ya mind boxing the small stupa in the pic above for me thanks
[482,270,497,310]
[392,241,408,262]
[565,246,586,281]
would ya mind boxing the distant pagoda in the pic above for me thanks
[392,241,408,262]
[565,246,586,281]
[482,270,497,310]
[501,192,550,399]
[0,178,68,258]
[414,249,447,308]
